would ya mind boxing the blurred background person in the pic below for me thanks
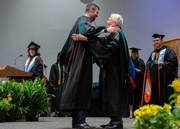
[49,52,65,117]
[128,47,145,118]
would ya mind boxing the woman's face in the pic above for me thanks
[29,48,36,56]
[131,53,138,60]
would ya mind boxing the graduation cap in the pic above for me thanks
[27,41,40,50]
[129,47,141,53]
[152,33,165,40]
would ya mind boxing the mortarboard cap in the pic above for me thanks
[152,33,165,40]
[129,47,141,53]
[28,41,40,50]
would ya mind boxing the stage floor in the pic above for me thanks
[0,117,135,129]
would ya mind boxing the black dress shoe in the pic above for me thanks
[104,123,123,129]
[76,122,96,129]
[72,120,76,128]
[100,122,111,128]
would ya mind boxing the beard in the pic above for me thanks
[91,14,97,21]
[91,16,96,21]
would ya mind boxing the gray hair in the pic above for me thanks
[111,13,123,27]
[85,3,100,13]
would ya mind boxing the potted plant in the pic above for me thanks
[22,79,51,121]
[4,94,16,121]
[0,80,29,121]
[0,99,7,122]
[0,82,9,122]
[0,94,16,122]
[133,79,180,129]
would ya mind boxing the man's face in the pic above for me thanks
[106,16,116,27]
[90,7,99,21]
[153,38,162,48]
[29,49,36,56]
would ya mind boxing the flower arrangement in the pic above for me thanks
[0,80,28,117]
[0,94,16,112]
[133,79,180,129]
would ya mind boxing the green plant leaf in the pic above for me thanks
[169,93,179,100]
[169,100,177,105]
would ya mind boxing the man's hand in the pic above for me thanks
[157,62,164,66]
[72,34,87,41]
[53,87,57,90]
[107,25,120,33]
[135,68,141,73]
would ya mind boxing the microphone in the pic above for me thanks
[13,54,23,68]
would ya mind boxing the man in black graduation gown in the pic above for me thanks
[49,52,65,117]
[128,48,145,118]
[59,3,120,128]
[72,13,135,129]
[142,34,178,106]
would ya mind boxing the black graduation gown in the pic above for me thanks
[133,58,145,110]
[87,32,129,119]
[60,16,104,110]
[144,47,178,106]
[25,56,43,80]
[49,63,64,111]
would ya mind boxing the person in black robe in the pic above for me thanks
[59,3,120,128]
[49,52,65,117]
[141,34,178,106]
[24,42,43,80]
[72,13,135,129]
[127,48,145,118]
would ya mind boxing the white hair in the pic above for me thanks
[111,13,123,27]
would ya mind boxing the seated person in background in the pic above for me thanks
[24,42,43,80]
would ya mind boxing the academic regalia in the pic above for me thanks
[132,58,145,109]
[142,34,178,106]
[59,16,104,110]
[38,56,48,87]
[49,63,64,111]
[27,41,41,50]
[24,56,43,80]
[87,29,135,120]
[25,42,43,81]
[129,48,145,110]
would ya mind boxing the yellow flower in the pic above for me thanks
[177,95,180,104]
[7,94,11,98]
[3,99,9,104]
[134,104,163,118]
[133,121,137,126]
[177,95,180,110]
[163,103,172,114]
[146,108,151,115]
[172,80,180,92]
[8,97,12,102]
[178,105,180,110]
